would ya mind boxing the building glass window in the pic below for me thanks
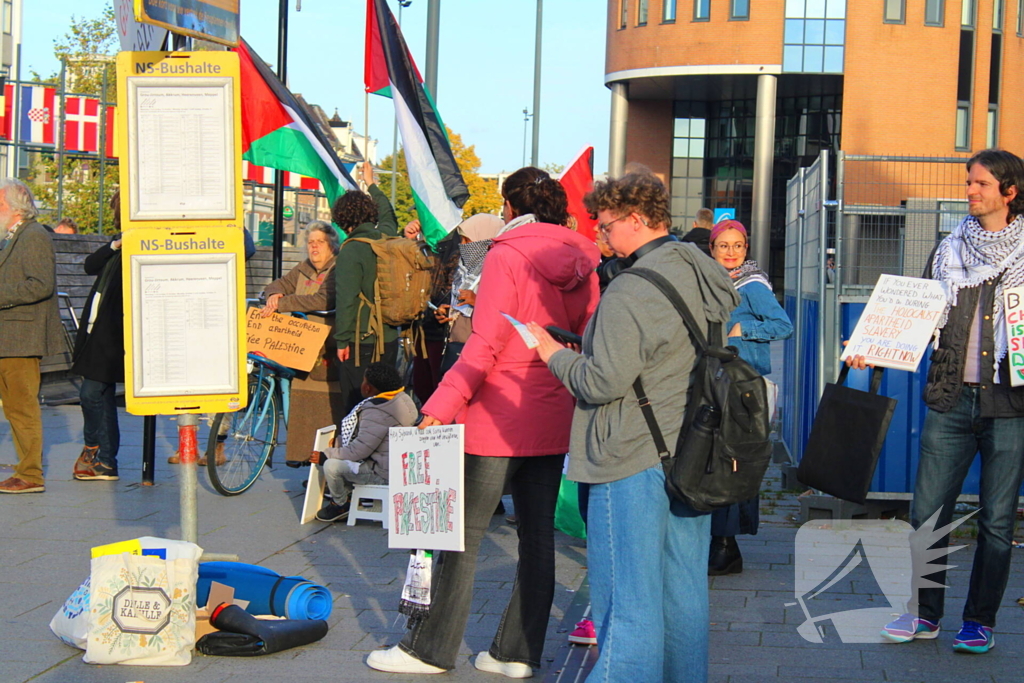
[638,0,649,24]
[955,104,970,150]
[731,0,750,19]
[925,0,944,25]
[884,0,905,23]
[621,0,628,28]
[962,0,976,26]
[987,107,998,147]
[1018,0,1023,34]
[664,0,678,21]
[783,0,846,73]
[694,0,710,20]
[2,0,10,35]
[993,0,1004,29]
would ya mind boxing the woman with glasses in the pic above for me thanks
[707,219,792,575]
[528,173,739,682]
[367,167,600,678]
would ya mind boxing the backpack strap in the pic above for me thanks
[632,376,672,464]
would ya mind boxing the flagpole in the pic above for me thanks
[530,0,542,167]
[10,44,20,178]
[425,0,440,102]
[273,0,290,280]
[97,66,108,232]
[56,57,66,222]
[364,90,370,182]
[391,0,409,207]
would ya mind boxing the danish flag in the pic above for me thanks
[64,96,101,152]
[243,161,321,191]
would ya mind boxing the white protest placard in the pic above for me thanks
[840,274,948,372]
[388,425,464,552]
[1004,287,1024,387]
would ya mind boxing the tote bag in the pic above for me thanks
[798,365,897,505]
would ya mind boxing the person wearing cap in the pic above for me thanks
[708,219,792,575]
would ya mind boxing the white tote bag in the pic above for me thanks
[84,543,201,666]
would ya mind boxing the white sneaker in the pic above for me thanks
[474,650,533,678]
[366,645,446,674]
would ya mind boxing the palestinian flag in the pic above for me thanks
[559,146,598,241]
[236,39,357,204]
[365,0,469,246]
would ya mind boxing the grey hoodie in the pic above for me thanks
[548,241,740,485]
[321,392,419,480]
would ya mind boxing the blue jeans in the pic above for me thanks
[79,378,119,469]
[912,386,1024,627]
[586,466,710,683]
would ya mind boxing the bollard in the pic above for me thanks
[177,413,200,545]
[142,415,156,486]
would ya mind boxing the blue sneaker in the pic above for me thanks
[880,613,940,642]
[953,621,994,653]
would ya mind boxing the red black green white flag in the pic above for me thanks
[236,39,357,204]
[365,0,469,246]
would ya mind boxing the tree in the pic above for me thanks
[28,9,119,232]
[376,127,504,232]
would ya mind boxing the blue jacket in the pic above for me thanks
[726,281,793,376]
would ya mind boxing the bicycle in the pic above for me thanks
[205,352,295,495]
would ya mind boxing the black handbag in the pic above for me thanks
[797,365,897,505]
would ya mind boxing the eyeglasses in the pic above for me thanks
[712,242,747,253]
[597,214,629,236]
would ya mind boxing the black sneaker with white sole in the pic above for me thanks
[315,501,350,523]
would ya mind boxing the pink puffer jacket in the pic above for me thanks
[422,222,600,457]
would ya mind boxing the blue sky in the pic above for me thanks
[22,0,611,174]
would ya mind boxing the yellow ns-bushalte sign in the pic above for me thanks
[122,226,248,416]
[134,0,239,47]
[115,51,243,231]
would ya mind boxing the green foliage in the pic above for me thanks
[28,9,119,232]
[29,155,119,234]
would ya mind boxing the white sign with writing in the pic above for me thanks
[840,274,948,372]
[388,425,464,552]
[1004,287,1024,387]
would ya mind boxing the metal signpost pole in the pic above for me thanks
[530,0,542,167]
[56,58,67,220]
[178,413,199,544]
[97,67,108,231]
[272,0,290,280]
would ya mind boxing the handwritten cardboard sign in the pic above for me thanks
[388,425,464,552]
[840,274,948,372]
[245,308,331,372]
[1005,287,1024,387]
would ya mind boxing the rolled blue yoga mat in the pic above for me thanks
[197,562,333,621]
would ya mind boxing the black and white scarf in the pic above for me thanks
[931,214,1024,374]
[729,260,772,291]
[451,240,493,317]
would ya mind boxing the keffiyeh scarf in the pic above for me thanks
[729,260,772,291]
[931,214,1024,376]
[337,389,405,447]
[451,240,493,317]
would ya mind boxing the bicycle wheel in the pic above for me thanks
[207,376,280,496]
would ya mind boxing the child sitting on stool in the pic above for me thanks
[310,362,418,522]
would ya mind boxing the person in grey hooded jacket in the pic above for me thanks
[310,362,418,522]
[529,173,739,683]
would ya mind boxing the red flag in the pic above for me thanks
[0,85,11,140]
[64,96,101,152]
[105,106,117,158]
[559,146,597,241]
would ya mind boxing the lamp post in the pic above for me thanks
[272,0,290,280]
[522,108,532,168]
[425,0,440,101]
[530,0,542,167]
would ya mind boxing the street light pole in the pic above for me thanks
[522,108,531,168]
[273,0,290,280]
[530,0,542,167]
[425,0,440,101]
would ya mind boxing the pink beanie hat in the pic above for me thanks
[709,219,748,245]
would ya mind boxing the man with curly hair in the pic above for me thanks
[333,163,400,413]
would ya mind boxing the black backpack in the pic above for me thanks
[621,268,773,512]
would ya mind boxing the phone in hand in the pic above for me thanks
[545,326,582,346]
[426,300,439,311]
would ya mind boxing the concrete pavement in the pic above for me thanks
[2,404,1024,682]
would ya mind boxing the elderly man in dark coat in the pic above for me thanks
[0,179,65,493]
[71,192,124,481]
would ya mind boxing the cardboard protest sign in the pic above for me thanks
[388,425,464,552]
[245,308,330,372]
[840,274,948,372]
[1004,287,1024,387]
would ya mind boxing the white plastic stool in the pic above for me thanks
[347,484,389,529]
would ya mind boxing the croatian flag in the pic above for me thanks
[20,85,56,145]
[64,96,101,152]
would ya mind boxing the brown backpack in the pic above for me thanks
[346,236,435,360]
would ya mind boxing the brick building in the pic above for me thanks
[605,0,1020,271]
